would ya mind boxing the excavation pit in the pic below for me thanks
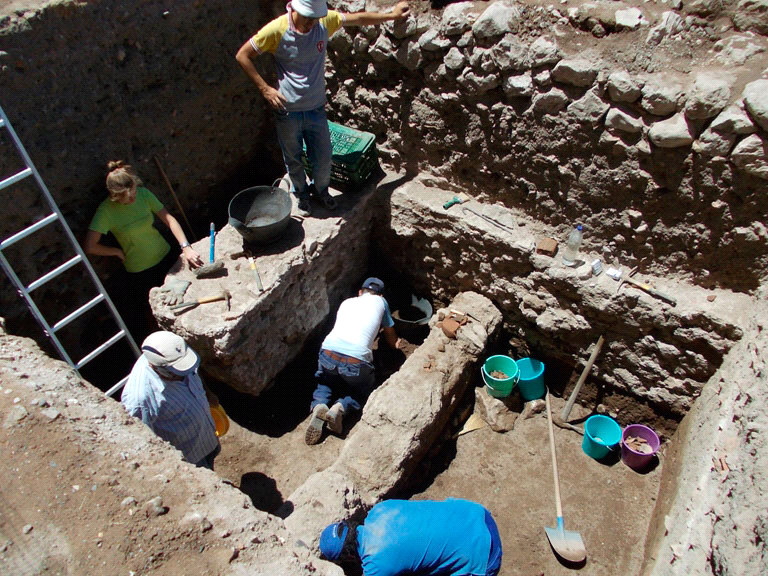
[2,0,767,572]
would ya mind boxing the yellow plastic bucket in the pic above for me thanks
[210,403,230,437]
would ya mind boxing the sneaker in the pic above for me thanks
[305,403,328,445]
[318,192,337,210]
[325,402,344,434]
[297,197,312,217]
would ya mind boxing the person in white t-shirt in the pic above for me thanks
[305,277,398,445]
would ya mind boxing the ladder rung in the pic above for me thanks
[0,167,33,191]
[52,293,105,332]
[105,374,130,398]
[0,212,59,250]
[27,254,83,292]
[76,330,127,369]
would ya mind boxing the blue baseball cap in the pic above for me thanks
[319,521,348,561]
[361,277,385,294]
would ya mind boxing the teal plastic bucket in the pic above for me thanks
[481,355,520,398]
[515,357,546,401]
[582,415,622,460]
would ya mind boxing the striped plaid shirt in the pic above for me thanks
[121,356,219,464]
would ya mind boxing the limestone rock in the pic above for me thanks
[395,38,423,70]
[693,128,736,157]
[472,1,521,38]
[710,102,757,135]
[646,11,684,45]
[641,80,683,116]
[418,29,451,52]
[714,34,766,66]
[732,0,768,34]
[615,8,647,30]
[532,88,569,114]
[686,0,722,16]
[528,37,561,68]
[441,1,476,36]
[474,386,519,432]
[457,69,500,94]
[567,89,610,125]
[649,113,694,148]
[743,79,768,131]
[730,134,768,179]
[3,405,28,428]
[369,34,394,62]
[503,72,533,98]
[390,14,427,39]
[444,47,466,71]
[605,107,644,133]
[551,58,599,87]
[607,71,642,103]
[684,72,733,120]
[490,34,529,71]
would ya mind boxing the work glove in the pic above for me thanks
[157,278,190,306]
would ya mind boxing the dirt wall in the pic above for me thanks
[0,0,285,328]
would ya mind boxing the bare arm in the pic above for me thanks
[235,41,287,111]
[84,229,125,262]
[381,325,399,349]
[155,208,203,269]
[343,1,410,26]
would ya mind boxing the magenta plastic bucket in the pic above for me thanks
[621,424,660,470]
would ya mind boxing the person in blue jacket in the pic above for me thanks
[319,499,503,576]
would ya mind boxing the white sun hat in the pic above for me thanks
[141,331,200,375]
[292,0,328,18]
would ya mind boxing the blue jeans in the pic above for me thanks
[310,350,375,414]
[273,106,331,201]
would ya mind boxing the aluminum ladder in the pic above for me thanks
[0,105,139,396]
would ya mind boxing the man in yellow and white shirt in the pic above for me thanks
[236,0,409,216]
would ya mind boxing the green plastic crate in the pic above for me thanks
[303,121,378,189]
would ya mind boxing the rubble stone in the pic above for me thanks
[605,107,644,133]
[742,79,768,131]
[641,80,684,116]
[730,134,768,179]
[684,72,733,120]
[606,71,643,103]
[551,58,599,87]
[649,113,695,148]
[528,37,561,67]
[472,1,521,38]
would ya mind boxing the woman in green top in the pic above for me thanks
[85,160,203,339]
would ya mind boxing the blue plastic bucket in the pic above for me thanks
[582,415,622,460]
[481,355,520,398]
[515,357,546,401]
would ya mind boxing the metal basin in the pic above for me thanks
[228,183,292,245]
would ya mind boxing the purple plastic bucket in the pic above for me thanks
[621,424,660,470]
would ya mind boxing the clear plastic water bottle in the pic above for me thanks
[562,225,583,266]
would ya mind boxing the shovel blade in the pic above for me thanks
[545,518,586,563]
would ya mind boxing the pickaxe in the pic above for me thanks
[170,290,231,315]
[615,266,677,306]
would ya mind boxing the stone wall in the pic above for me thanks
[378,179,751,421]
[325,0,768,292]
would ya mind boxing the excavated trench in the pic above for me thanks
[145,171,710,576]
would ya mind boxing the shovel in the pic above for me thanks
[544,391,587,563]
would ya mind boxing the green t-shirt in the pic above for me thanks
[89,187,170,273]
